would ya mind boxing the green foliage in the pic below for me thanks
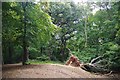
[47,2,85,61]
[2,1,120,72]
[36,55,50,61]
[2,2,59,64]
[71,48,97,63]
[29,47,39,59]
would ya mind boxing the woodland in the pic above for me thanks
[2,1,120,78]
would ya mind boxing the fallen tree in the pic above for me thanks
[65,54,112,73]
[80,56,111,73]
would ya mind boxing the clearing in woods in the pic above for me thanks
[2,63,120,78]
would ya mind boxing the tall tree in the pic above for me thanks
[21,2,29,65]
[48,2,86,61]
[2,2,58,64]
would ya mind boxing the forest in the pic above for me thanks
[2,1,120,78]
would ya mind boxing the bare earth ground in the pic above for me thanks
[2,63,120,79]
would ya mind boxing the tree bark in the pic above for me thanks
[22,2,29,65]
[84,5,88,48]
[84,16,87,48]
[90,56,103,64]
[81,56,110,73]
[8,41,12,64]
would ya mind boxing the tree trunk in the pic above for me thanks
[8,41,12,64]
[60,39,66,62]
[22,2,28,65]
[84,5,88,48]
[84,16,87,48]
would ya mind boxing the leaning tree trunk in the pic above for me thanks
[22,2,29,65]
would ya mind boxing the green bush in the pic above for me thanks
[36,55,50,61]
[71,47,97,63]
[29,47,40,59]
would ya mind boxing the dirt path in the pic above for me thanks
[2,63,120,78]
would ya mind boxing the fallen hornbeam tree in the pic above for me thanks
[80,63,110,73]
[65,55,111,74]
[80,56,111,73]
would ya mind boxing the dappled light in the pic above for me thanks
[2,1,120,79]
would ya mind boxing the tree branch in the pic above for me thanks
[90,56,103,64]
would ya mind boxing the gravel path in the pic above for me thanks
[2,64,120,78]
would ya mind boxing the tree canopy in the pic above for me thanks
[2,1,120,71]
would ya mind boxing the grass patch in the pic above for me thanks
[28,60,64,65]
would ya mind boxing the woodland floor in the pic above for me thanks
[2,63,120,79]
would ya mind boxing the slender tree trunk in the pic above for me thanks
[84,16,88,48]
[8,41,12,64]
[22,2,28,65]
[83,4,88,48]
[60,39,66,62]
